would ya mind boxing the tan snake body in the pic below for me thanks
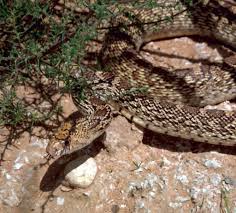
[47,0,236,158]
[100,0,236,106]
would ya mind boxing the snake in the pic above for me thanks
[46,0,236,158]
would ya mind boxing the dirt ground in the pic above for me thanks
[0,36,236,213]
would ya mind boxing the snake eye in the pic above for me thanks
[64,140,69,147]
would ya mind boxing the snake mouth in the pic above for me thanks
[46,139,71,158]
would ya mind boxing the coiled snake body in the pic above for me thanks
[47,0,236,158]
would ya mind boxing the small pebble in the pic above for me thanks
[60,186,73,192]
[169,202,183,209]
[224,177,236,186]
[203,159,221,169]
[189,187,201,200]
[210,174,222,186]
[56,197,64,205]
[176,175,189,184]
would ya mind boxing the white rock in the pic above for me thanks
[56,197,64,205]
[189,187,201,200]
[64,156,97,188]
[169,202,183,209]
[203,159,221,169]
[176,175,189,184]
[210,174,222,186]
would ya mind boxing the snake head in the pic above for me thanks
[46,138,71,158]
[46,120,75,158]
[46,104,113,159]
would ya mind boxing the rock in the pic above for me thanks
[224,176,236,186]
[104,116,142,153]
[210,174,222,186]
[64,156,97,188]
[56,197,65,206]
[60,185,73,192]
[203,159,222,169]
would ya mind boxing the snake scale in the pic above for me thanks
[46,0,236,158]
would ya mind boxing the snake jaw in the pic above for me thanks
[46,139,70,158]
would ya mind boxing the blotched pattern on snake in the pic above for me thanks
[46,0,236,158]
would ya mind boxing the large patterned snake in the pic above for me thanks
[46,0,236,158]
